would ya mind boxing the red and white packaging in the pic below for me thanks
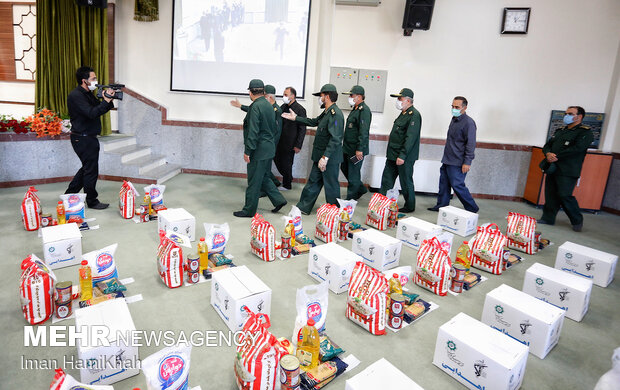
[414,237,452,296]
[365,193,395,231]
[315,203,340,243]
[234,309,283,390]
[157,230,184,288]
[19,254,56,325]
[21,186,41,231]
[119,180,138,219]
[251,214,276,262]
[506,212,537,255]
[346,261,389,335]
[50,368,113,390]
[470,223,508,275]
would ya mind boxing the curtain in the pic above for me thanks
[36,0,111,135]
[134,0,159,22]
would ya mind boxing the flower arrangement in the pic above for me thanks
[24,109,64,138]
[0,115,30,134]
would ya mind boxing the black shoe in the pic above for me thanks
[427,206,440,212]
[399,207,415,213]
[536,219,553,225]
[272,202,287,213]
[89,202,109,210]
[233,211,252,218]
[572,223,583,232]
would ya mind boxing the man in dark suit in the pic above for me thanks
[275,86,306,190]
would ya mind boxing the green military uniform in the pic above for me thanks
[380,88,421,211]
[295,84,344,214]
[239,81,286,216]
[341,85,371,200]
[540,123,593,226]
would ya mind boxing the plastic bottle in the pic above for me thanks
[198,237,209,270]
[144,192,152,216]
[56,201,66,224]
[296,318,320,371]
[456,241,471,273]
[389,273,403,294]
[285,220,296,247]
[79,260,92,301]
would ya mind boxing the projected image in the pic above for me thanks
[171,0,311,96]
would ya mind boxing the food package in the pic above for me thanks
[250,214,276,262]
[157,230,184,288]
[204,222,230,255]
[366,193,396,231]
[144,184,166,206]
[414,237,452,296]
[83,244,119,287]
[50,368,114,390]
[60,193,86,220]
[20,254,56,325]
[21,186,41,231]
[292,282,329,346]
[142,344,192,390]
[319,335,345,362]
[506,212,537,255]
[337,198,358,221]
[470,223,508,275]
[119,180,138,219]
[300,357,348,389]
[382,265,413,287]
[282,205,304,237]
[234,309,284,390]
[346,261,389,335]
[315,204,340,243]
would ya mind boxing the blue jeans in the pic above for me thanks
[435,164,478,212]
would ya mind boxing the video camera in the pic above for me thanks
[96,83,125,100]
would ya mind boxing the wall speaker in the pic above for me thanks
[402,0,435,35]
[75,0,108,8]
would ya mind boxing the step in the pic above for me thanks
[124,154,167,174]
[106,144,152,163]
[100,134,136,152]
[141,163,182,184]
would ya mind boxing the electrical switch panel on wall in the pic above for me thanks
[329,66,388,112]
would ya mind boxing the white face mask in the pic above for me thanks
[348,97,355,107]
[395,99,403,111]
[282,95,290,105]
[318,96,324,107]
[88,80,97,91]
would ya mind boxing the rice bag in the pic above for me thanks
[96,277,127,294]
[142,344,192,390]
[21,186,41,231]
[83,244,119,287]
[20,254,56,325]
[60,193,86,220]
[293,282,329,346]
[50,368,114,390]
[319,335,345,362]
[119,180,139,219]
[144,184,166,206]
[203,223,230,255]
[283,205,304,237]
[337,198,358,221]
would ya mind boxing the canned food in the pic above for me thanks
[388,313,403,329]
[389,293,405,316]
[502,248,510,271]
[450,264,466,282]
[41,213,53,227]
[279,354,300,387]
[187,270,199,284]
[140,204,149,222]
[55,300,72,319]
[338,219,349,241]
[281,233,292,259]
[56,281,73,303]
[450,279,464,293]
[187,254,200,272]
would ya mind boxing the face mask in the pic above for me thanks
[319,96,325,109]
[563,114,575,125]
[282,95,290,105]
[395,100,403,111]
[348,97,355,107]
[88,80,97,91]
[452,108,462,117]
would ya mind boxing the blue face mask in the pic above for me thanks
[563,114,574,125]
[452,108,462,117]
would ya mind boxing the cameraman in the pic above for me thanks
[64,66,115,209]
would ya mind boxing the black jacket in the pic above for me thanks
[279,100,307,151]
[67,86,114,136]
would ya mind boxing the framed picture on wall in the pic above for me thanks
[546,110,605,149]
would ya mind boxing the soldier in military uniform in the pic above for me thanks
[341,85,371,200]
[282,84,344,215]
[379,88,421,213]
[231,79,287,218]
[538,106,593,232]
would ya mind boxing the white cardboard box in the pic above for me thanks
[482,284,565,359]
[41,223,83,269]
[158,208,196,241]
[352,229,402,271]
[433,312,529,390]
[396,217,443,250]
[211,265,272,331]
[345,358,425,390]
[308,243,361,294]
[555,241,618,287]
[75,299,139,385]
[437,206,478,237]
[522,262,593,322]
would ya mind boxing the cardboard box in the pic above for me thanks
[522,263,593,322]
[75,299,139,385]
[555,241,618,287]
[396,217,443,250]
[482,284,565,359]
[345,358,424,390]
[41,223,83,269]
[308,243,361,294]
[158,208,196,241]
[433,312,529,390]
[437,206,478,237]
[352,229,402,271]
[211,265,272,331]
